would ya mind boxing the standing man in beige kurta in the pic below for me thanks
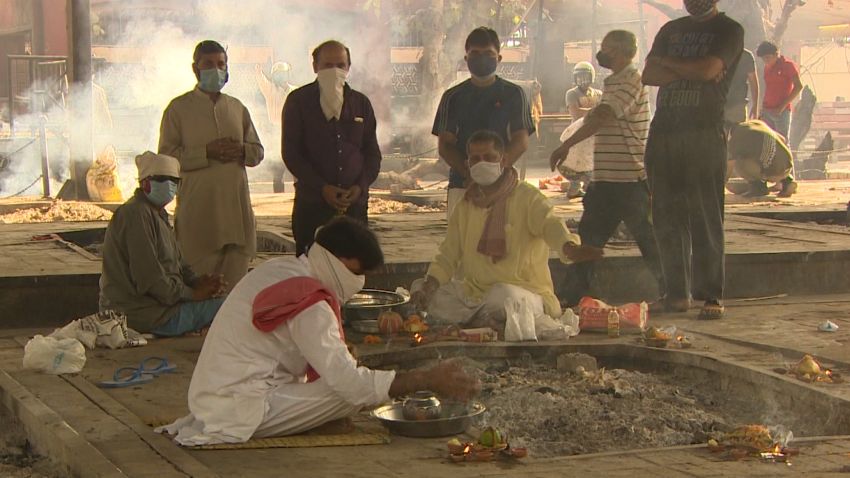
[159,40,264,288]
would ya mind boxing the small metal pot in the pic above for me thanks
[402,391,442,421]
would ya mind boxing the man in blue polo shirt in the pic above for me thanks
[432,27,536,218]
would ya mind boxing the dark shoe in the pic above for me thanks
[778,180,797,198]
[742,181,769,197]
[697,300,725,320]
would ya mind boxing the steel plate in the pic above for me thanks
[371,402,486,438]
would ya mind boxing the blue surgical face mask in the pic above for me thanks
[145,179,178,207]
[198,68,228,93]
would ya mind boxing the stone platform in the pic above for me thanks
[0,179,849,476]
[3,294,850,476]
[1,180,849,327]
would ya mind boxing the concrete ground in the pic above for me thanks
[0,178,849,476]
[2,294,850,476]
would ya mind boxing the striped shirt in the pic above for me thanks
[592,65,650,183]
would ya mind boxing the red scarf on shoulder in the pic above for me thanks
[251,277,344,382]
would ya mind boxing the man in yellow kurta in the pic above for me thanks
[412,130,602,340]
[159,40,264,288]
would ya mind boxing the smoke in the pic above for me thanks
[1,0,397,197]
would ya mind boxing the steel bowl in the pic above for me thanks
[371,401,486,438]
[402,391,442,421]
[343,289,409,323]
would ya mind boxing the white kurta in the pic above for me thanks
[158,88,264,280]
[159,256,395,445]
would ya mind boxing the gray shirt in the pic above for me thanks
[99,190,196,332]
[726,49,755,106]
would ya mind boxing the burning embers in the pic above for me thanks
[409,325,499,347]
[707,424,798,465]
[446,427,527,463]
[773,354,844,384]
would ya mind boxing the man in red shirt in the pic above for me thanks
[755,41,802,197]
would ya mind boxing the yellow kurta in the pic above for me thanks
[427,181,580,318]
[158,88,264,269]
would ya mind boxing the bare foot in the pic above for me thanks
[306,417,355,435]
[183,327,210,337]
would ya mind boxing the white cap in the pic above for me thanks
[135,151,180,179]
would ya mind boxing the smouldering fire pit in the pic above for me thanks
[359,344,850,458]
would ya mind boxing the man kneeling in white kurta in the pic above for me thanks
[158,217,479,445]
[412,130,603,341]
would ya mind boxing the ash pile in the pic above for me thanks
[474,354,754,458]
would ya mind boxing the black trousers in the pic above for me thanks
[561,180,665,306]
[292,196,368,256]
[645,127,727,302]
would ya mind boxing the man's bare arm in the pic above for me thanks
[660,56,726,82]
[388,360,479,401]
[642,57,681,86]
[747,71,760,118]
[437,132,470,180]
[783,75,804,109]
[565,104,614,147]
[504,129,530,166]
[568,103,592,120]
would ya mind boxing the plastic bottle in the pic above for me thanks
[607,309,620,338]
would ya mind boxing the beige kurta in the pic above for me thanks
[158,87,264,282]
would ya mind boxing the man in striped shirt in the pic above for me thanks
[550,30,663,306]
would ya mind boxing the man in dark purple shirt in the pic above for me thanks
[283,40,382,255]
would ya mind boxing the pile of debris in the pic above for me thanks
[368,197,443,215]
[476,362,739,457]
[0,201,113,224]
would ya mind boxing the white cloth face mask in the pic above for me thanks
[469,161,503,186]
[317,67,348,121]
[307,243,365,303]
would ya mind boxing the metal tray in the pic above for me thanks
[371,401,486,438]
[343,289,409,322]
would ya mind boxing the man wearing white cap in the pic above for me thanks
[99,152,227,335]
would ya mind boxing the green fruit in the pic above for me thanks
[479,427,503,447]
[447,438,462,447]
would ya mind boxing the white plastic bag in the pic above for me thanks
[534,309,581,341]
[558,118,595,173]
[22,335,86,374]
[504,296,537,342]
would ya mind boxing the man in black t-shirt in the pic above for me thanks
[642,0,744,320]
[432,27,536,218]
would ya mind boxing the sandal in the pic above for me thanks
[698,301,725,320]
[139,356,177,376]
[98,366,155,388]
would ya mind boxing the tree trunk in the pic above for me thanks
[642,0,683,19]
[414,0,445,154]
[772,0,802,44]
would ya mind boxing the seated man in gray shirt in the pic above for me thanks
[99,152,227,335]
